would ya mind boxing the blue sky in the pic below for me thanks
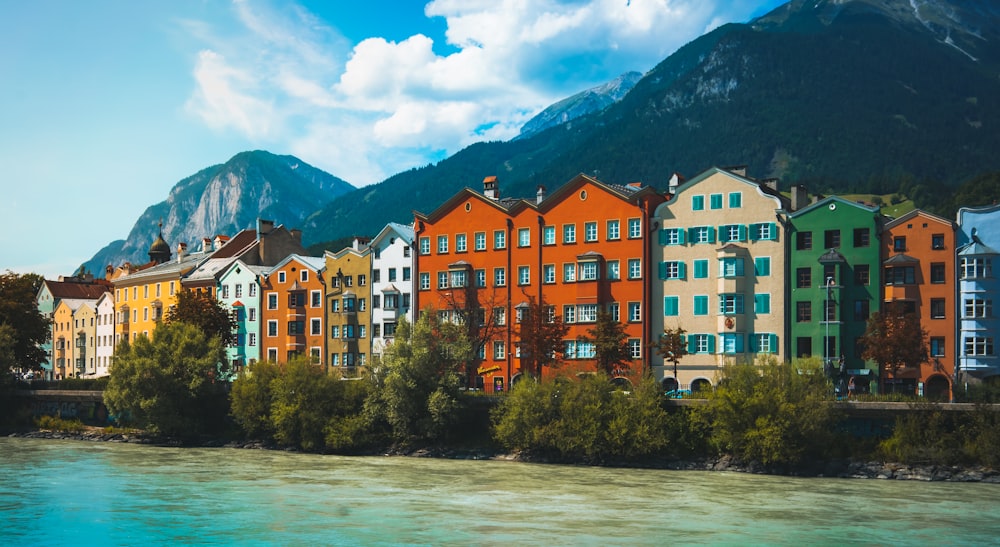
[0,0,785,278]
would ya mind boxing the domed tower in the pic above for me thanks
[148,221,172,264]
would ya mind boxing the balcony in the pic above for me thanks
[884,283,918,302]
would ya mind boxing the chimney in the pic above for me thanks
[176,243,188,259]
[105,265,113,280]
[536,185,546,204]
[213,235,225,250]
[761,178,779,191]
[257,219,275,238]
[668,173,683,194]
[483,176,499,200]
[291,229,302,243]
[791,185,809,211]
[202,237,212,253]
[725,165,747,177]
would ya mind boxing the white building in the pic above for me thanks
[369,222,415,361]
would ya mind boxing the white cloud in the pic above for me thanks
[182,0,772,186]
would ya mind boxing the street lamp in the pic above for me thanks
[824,276,833,371]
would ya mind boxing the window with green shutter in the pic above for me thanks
[754,293,771,314]
[693,259,708,279]
[664,296,679,316]
[754,257,771,276]
[693,295,708,316]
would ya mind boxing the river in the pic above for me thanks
[1,437,998,546]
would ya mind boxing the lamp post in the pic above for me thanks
[824,276,833,372]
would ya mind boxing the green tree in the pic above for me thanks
[229,360,282,439]
[697,356,839,466]
[164,289,237,347]
[587,309,630,376]
[364,312,472,442]
[654,326,689,389]
[0,271,50,378]
[104,322,229,438]
[515,296,568,379]
[861,301,929,390]
[269,357,343,451]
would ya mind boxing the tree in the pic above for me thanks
[654,326,689,390]
[0,271,49,378]
[230,360,282,439]
[164,289,237,347]
[104,321,229,438]
[363,312,472,442]
[515,296,568,379]
[587,309,630,376]
[860,301,929,389]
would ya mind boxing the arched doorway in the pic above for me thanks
[690,378,712,393]
[924,374,950,402]
[661,377,678,392]
[611,377,633,391]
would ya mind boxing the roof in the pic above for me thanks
[114,251,207,284]
[883,253,919,265]
[958,239,1000,257]
[370,222,415,249]
[206,229,258,259]
[43,280,110,300]
[883,208,953,230]
[54,298,91,312]
[663,166,789,211]
[184,257,238,283]
[268,254,326,274]
[789,195,880,218]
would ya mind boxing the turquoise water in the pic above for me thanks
[1,437,999,546]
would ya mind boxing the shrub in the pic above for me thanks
[35,415,85,433]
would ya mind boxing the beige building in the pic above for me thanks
[651,167,789,391]
[325,239,372,375]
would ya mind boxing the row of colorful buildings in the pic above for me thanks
[36,167,999,400]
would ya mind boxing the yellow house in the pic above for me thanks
[73,302,99,377]
[52,298,102,379]
[325,239,372,375]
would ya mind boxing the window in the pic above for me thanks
[221,285,230,299]
[692,334,714,354]
[267,293,278,309]
[563,304,575,324]
[692,259,709,279]
[965,299,993,318]
[609,302,620,321]
[628,302,641,322]
[543,226,556,245]
[564,340,596,359]
[664,296,679,316]
[288,321,305,335]
[854,299,870,321]
[628,218,641,238]
[628,259,642,279]
[750,223,776,241]
[518,266,530,285]
[693,295,709,316]
[692,195,705,211]
[965,337,994,356]
[249,284,256,297]
[456,233,467,252]
[607,220,620,240]
[343,297,356,313]
[930,337,946,357]
[719,257,744,277]
[606,260,620,280]
[517,228,530,247]
[450,270,467,288]
[854,265,870,286]
[689,226,715,244]
[474,232,486,251]
[853,228,870,247]
[563,224,576,244]
[248,308,256,321]
[754,294,771,314]
[563,263,576,282]
[400,267,410,281]
[494,230,506,249]
[930,263,946,284]
[543,264,555,284]
[719,294,744,315]
[344,276,353,287]
[931,299,946,319]
[419,272,430,290]
[824,229,841,249]
[659,261,685,280]
[494,307,506,326]
[754,333,776,354]
[331,299,340,313]
[893,236,906,252]
[494,341,505,360]
[343,325,355,339]
[796,231,812,250]
[301,269,310,283]
[721,333,744,354]
[796,301,812,322]
[932,234,945,250]
[885,266,916,285]
[437,235,449,254]
[247,332,256,347]
[719,224,746,243]
[579,262,598,281]
[729,192,742,208]
[710,193,723,210]
[437,272,448,289]
[660,228,685,246]
[309,290,321,308]
[419,237,430,255]
[629,339,642,359]
[311,318,322,336]
[475,269,487,287]
[823,299,837,322]
[578,304,598,323]
[584,222,598,242]
[288,292,305,307]
[754,257,771,277]
[278,271,286,283]
[494,267,506,287]
[383,294,397,310]
[961,258,992,279]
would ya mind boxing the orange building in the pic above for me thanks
[881,209,955,400]
[414,175,664,392]
[260,255,327,364]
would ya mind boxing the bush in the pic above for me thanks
[35,415,85,433]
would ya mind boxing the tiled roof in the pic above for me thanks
[45,281,110,300]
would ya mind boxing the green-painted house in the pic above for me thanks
[787,196,883,394]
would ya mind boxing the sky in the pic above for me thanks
[0,0,785,279]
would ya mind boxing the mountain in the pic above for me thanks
[516,71,642,140]
[83,151,354,273]
[304,0,1000,248]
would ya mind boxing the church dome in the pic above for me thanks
[148,223,172,264]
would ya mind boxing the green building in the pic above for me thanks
[787,196,883,394]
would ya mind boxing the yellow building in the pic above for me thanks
[325,239,372,375]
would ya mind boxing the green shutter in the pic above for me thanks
[755,257,770,276]
[694,259,708,279]
[694,295,707,316]
[767,222,777,241]
[755,293,770,314]
[687,335,697,354]
[735,258,745,276]
[719,226,729,243]
[677,261,686,280]
[749,223,761,241]
[735,334,744,353]
[737,224,747,242]
[664,296,678,316]
[770,334,778,353]
[658,262,667,280]
[677,228,686,245]
[707,335,716,354]
[658,229,668,246]
[707,226,716,243]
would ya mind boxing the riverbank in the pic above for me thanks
[8,428,1000,484]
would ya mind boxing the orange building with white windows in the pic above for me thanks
[260,255,327,364]
[881,209,956,400]
[414,175,664,392]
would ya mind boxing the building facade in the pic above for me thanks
[95,292,115,377]
[369,223,415,362]
[956,204,1000,384]
[217,260,267,374]
[325,241,372,374]
[651,167,789,391]
[260,255,327,364]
